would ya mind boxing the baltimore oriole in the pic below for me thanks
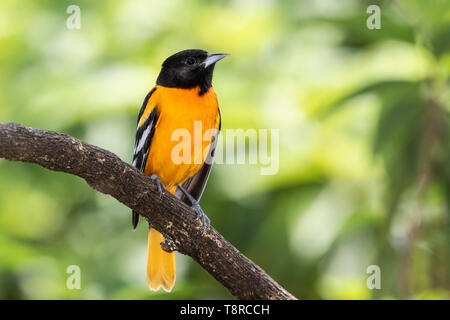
[131,49,227,291]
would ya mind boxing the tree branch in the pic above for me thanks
[0,122,296,300]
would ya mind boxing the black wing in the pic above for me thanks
[175,111,221,204]
[131,87,159,229]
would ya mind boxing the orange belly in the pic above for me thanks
[144,85,220,191]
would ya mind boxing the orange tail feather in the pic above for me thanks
[147,227,176,291]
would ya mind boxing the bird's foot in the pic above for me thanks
[150,174,166,195]
[192,200,210,235]
[178,185,210,234]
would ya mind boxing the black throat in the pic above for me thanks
[156,65,214,95]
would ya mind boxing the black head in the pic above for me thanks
[156,49,228,95]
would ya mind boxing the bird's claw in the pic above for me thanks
[150,174,166,195]
[177,184,210,234]
[192,200,210,235]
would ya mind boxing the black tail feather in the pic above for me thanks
[132,211,140,229]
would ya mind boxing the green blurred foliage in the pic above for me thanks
[0,0,449,299]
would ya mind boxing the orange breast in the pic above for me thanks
[144,85,220,191]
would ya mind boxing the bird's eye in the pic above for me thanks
[186,57,196,66]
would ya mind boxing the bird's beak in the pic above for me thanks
[204,53,229,68]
